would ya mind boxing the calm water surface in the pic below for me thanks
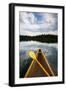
[19,41,58,78]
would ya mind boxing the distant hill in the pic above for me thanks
[20,34,58,43]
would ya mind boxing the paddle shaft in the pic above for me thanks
[35,58,50,76]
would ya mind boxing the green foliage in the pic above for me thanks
[20,34,58,43]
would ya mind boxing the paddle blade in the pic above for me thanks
[28,51,37,60]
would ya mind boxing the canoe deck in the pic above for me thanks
[24,49,56,78]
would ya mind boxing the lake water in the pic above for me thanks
[19,41,58,78]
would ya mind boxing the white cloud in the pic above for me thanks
[19,12,58,36]
[20,12,36,24]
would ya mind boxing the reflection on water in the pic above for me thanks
[19,41,58,78]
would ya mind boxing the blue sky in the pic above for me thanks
[19,12,58,36]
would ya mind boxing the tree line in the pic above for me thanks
[20,34,58,43]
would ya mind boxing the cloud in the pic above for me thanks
[19,12,58,36]
[20,29,57,36]
[19,12,36,24]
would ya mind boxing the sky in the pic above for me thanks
[19,12,58,36]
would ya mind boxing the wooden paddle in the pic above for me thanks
[28,51,50,76]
